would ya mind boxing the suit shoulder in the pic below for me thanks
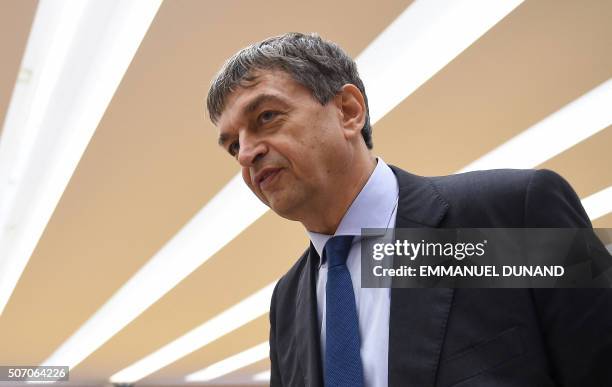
[424,168,586,227]
[428,168,578,207]
[523,169,591,227]
[426,169,539,227]
[429,168,536,198]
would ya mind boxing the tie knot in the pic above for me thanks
[324,235,355,268]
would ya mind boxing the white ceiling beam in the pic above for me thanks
[185,342,269,383]
[582,186,612,222]
[460,78,612,172]
[0,0,163,316]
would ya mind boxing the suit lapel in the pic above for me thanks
[295,244,324,387]
[388,166,455,387]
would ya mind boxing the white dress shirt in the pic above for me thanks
[308,158,398,387]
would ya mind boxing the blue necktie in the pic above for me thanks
[324,235,364,387]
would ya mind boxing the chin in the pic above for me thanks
[268,198,299,221]
[268,202,289,217]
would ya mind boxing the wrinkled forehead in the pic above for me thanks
[217,70,303,127]
[216,79,265,131]
[221,75,264,116]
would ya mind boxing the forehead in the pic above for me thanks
[217,70,308,126]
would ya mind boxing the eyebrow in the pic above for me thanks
[244,93,287,114]
[217,93,289,147]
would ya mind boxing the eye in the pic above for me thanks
[228,141,240,157]
[258,110,279,125]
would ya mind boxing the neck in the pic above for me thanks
[302,152,376,234]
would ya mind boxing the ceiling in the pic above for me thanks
[0,0,610,386]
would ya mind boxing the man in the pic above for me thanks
[206,33,612,386]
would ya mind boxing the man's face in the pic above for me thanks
[217,70,349,221]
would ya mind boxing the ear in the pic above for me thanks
[335,84,366,141]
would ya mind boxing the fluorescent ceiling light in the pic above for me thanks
[460,78,612,172]
[252,370,271,382]
[0,0,163,316]
[358,0,524,123]
[582,186,612,221]
[185,342,269,382]
[109,283,274,384]
[42,0,525,382]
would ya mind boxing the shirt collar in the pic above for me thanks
[308,157,399,264]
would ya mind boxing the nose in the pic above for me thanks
[237,132,266,168]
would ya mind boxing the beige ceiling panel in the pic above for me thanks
[0,0,37,135]
[373,0,611,178]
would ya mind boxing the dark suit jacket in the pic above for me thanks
[269,166,612,387]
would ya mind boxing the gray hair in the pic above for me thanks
[206,32,373,149]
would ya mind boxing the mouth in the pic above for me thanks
[256,168,283,190]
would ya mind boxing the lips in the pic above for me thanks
[255,167,282,189]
